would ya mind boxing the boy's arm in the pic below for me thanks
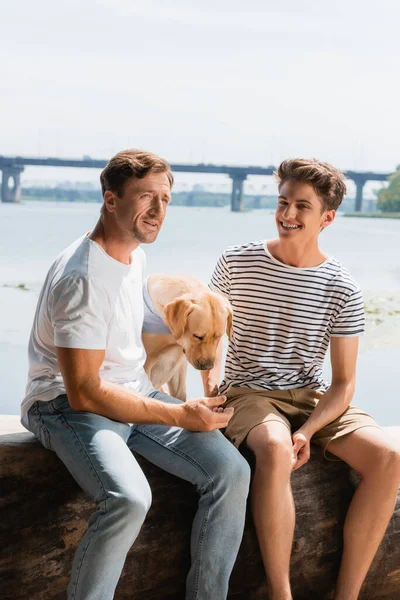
[292,335,359,469]
[201,338,224,397]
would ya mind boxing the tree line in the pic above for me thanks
[376,166,400,212]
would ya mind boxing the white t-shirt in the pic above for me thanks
[209,240,365,394]
[21,236,154,423]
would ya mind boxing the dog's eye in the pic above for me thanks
[193,334,204,341]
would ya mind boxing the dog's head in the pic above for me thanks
[163,291,232,371]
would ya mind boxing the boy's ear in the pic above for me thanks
[322,209,336,228]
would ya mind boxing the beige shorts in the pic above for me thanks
[224,387,381,457]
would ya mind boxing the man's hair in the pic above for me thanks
[275,158,347,211]
[100,149,174,197]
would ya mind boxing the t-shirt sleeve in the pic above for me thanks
[331,288,365,337]
[50,276,111,349]
[209,251,231,299]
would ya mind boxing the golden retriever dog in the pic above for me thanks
[142,274,232,401]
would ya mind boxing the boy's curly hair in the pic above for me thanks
[275,159,347,210]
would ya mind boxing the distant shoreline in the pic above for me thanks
[17,191,362,212]
[343,212,400,219]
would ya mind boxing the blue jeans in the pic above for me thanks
[26,391,250,600]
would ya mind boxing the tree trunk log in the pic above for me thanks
[1,423,399,600]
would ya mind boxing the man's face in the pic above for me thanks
[275,180,335,242]
[108,171,171,244]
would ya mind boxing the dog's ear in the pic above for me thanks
[218,295,233,340]
[163,297,195,340]
[225,303,233,340]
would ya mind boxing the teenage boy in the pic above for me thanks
[21,149,250,600]
[207,158,400,600]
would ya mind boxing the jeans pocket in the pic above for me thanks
[29,402,54,451]
[50,394,70,414]
[39,423,53,451]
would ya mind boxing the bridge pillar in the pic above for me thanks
[185,190,195,206]
[230,173,247,212]
[253,195,261,209]
[354,179,366,212]
[1,166,24,203]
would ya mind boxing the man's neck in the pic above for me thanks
[267,238,328,268]
[89,220,139,265]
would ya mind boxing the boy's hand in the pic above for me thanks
[292,431,311,470]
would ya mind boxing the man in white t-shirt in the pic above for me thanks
[22,149,250,600]
[207,159,400,600]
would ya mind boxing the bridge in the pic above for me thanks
[0,155,392,212]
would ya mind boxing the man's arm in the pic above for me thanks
[201,338,224,397]
[56,346,233,432]
[292,335,359,469]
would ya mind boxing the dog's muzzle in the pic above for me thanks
[194,359,215,371]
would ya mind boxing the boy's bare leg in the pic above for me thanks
[246,422,295,600]
[326,427,400,600]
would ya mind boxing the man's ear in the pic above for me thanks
[103,190,117,213]
[163,297,195,340]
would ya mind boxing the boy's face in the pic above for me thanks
[276,180,335,243]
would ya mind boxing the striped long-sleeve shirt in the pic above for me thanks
[209,241,365,393]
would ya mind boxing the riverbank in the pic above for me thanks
[344,212,400,219]
[21,189,365,211]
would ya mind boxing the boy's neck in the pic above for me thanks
[267,238,328,268]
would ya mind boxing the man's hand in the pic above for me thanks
[179,395,233,432]
[291,430,311,470]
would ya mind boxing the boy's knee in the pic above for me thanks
[248,426,293,470]
[374,445,400,484]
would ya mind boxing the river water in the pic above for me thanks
[1,201,399,424]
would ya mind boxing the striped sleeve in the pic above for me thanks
[330,288,365,337]
[209,251,231,299]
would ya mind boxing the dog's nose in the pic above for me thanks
[196,360,215,371]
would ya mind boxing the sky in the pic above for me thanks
[1,0,399,191]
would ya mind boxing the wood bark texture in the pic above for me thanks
[1,430,399,600]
